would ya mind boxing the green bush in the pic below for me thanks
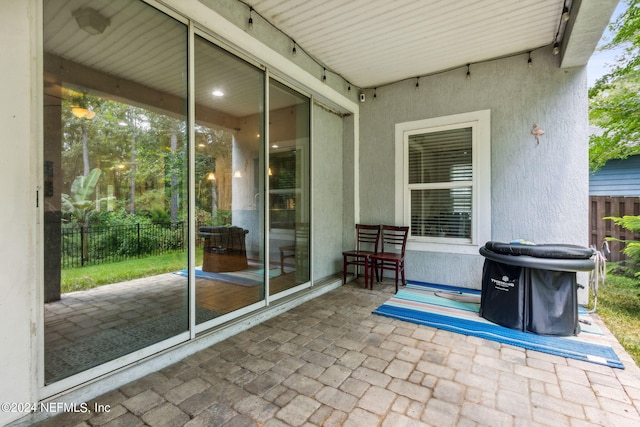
[605,215,640,279]
[62,210,187,267]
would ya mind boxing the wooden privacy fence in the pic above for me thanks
[589,196,640,263]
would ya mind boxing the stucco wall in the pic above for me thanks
[0,1,38,424]
[359,50,590,289]
[342,114,356,251]
[312,106,345,280]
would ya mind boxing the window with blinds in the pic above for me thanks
[408,127,472,241]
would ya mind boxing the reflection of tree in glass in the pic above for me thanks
[60,88,187,223]
[195,125,234,224]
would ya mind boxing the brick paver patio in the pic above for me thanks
[33,279,640,426]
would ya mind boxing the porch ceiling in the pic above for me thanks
[43,0,619,119]
[244,0,618,88]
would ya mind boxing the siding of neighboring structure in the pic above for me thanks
[590,154,640,196]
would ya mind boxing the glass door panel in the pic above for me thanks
[194,35,265,321]
[268,80,311,294]
[43,0,188,384]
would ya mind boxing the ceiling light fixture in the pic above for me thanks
[292,41,297,57]
[71,92,95,120]
[248,7,254,30]
[373,88,377,100]
[72,7,110,35]
[322,68,327,83]
[553,42,560,55]
[415,77,420,91]
[562,6,570,22]
[72,107,95,119]
[527,51,533,68]
[466,64,471,80]
[212,90,224,97]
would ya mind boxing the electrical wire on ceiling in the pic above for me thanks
[237,0,573,94]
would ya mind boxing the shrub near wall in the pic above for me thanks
[62,211,187,268]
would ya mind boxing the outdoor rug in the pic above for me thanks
[174,263,282,286]
[374,282,624,369]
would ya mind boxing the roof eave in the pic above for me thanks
[560,0,620,68]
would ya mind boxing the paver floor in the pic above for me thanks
[33,279,640,426]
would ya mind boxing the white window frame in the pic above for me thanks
[395,110,491,254]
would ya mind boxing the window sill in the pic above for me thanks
[407,239,481,255]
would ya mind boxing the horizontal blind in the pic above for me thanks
[408,127,472,240]
[410,189,471,238]
[408,127,472,184]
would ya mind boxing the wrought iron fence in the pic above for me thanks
[61,222,187,268]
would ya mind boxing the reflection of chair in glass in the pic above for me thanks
[369,225,409,292]
[200,226,249,272]
[279,224,309,274]
[342,224,381,287]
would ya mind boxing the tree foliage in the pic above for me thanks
[62,168,103,227]
[605,214,640,278]
[589,0,640,172]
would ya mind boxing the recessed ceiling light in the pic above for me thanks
[212,90,224,97]
[271,144,278,148]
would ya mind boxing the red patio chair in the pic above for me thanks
[369,225,409,292]
[342,224,381,287]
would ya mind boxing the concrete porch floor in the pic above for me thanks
[34,278,640,427]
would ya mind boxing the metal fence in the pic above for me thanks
[61,222,187,268]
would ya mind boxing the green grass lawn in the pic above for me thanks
[592,274,640,366]
[61,249,203,293]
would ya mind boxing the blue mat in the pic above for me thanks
[374,282,624,369]
[174,265,281,286]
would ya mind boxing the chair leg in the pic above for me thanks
[394,262,399,293]
[364,258,369,289]
[342,257,347,284]
[368,260,375,290]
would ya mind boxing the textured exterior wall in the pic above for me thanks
[0,1,38,424]
[359,50,590,289]
[342,114,356,251]
[312,106,345,280]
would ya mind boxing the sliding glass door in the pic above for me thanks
[268,79,311,294]
[194,34,266,321]
[43,0,189,384]
[42,0,310,387]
